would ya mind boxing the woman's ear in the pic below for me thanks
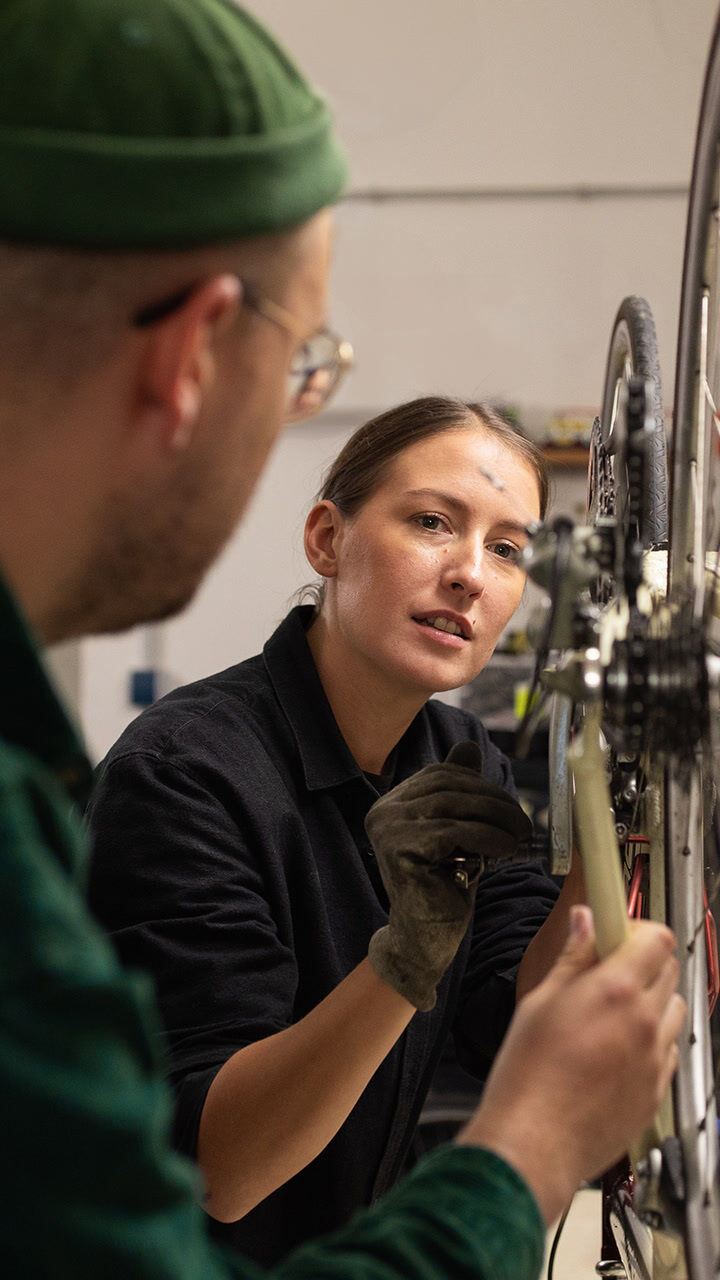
[304,500,344,577]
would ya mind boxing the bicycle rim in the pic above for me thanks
[667,8,720,1277]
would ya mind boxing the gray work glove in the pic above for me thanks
[366,741,532,1012]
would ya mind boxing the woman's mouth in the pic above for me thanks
[412,614,470,642]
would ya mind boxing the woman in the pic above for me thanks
[87,396,581,1265]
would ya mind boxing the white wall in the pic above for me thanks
[66,0,720,761]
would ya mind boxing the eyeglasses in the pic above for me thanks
[133,277,353,423]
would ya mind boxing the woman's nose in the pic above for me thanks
[446,540,485,597]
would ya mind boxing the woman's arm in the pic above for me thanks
[87,748,417,1225]
[202,742,533,1223]
[199,958,412,1222]
[515,853,587,1000]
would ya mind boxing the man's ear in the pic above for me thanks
[304,500,344,577]
[133,274,242,453]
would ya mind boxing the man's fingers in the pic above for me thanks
[601,921,676,990]
[656,1040,681,1102]
[537,907,599,994]
[642,952,681,1017]
[656,991,687,1049]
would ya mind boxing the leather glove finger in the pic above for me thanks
[368,788,531,837]
[371,737,515,810]
[373,760,492,804]
[383,845,484,922]
[445,740,485,770]
[409,815,531,862]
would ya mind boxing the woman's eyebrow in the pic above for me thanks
[404,488,469,512]
[404,488,527,529]
[493,519,533,537]
[404,490,532,538]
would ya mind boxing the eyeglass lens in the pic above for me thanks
[286,331,349,423]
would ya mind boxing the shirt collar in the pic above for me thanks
[0,574,94,807]
[263,604,371,791]
[263,604,436,793]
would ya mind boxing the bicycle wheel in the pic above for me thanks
[590,298,667,884]
[589,294,668,551]
[549,298,667,880]
[577,303,675,1279]
[665,6,720,1277]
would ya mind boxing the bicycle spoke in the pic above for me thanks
[703,377,720,432]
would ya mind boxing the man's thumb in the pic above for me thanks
[550,905,598,983]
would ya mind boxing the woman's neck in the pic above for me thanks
[306,612,427,774]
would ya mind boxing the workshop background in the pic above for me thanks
[49,0,720,765]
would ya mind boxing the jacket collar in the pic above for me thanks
[0,574,93,807]
[262,605,435,793]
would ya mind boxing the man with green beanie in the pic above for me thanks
[0,1,684,1277]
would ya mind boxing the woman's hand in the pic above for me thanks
[366,740,532,1010]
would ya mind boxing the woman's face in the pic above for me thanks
[321,426,542,699]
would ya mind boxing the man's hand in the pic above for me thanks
[458,907,686,1224]
[366,741,532,1010]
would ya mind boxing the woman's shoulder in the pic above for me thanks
[98,649,278,772]
[93,606,333,795]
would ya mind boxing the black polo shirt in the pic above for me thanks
[87,605,558,1266]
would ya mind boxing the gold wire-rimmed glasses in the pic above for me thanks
[133,277,353,423]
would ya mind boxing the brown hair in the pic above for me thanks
[318,395,549,519]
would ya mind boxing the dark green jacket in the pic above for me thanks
[0,576,544,1279]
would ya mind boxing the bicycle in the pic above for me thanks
[518,8,720,1276]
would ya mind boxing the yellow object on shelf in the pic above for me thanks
[513,682,541,720]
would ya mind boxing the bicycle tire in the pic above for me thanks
[592,295,668,548]
[550,298,667,882]
[665,5,720,1277]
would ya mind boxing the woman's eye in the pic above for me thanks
[490,541,521,563]
[416,513,446,532]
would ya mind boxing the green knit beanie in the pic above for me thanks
[0,0,348,247]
